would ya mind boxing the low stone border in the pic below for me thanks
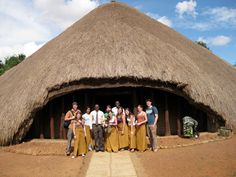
[159,136,232,149]
[1,134,233,155]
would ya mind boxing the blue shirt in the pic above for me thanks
[146,106,158,125]
[82,113,92,129]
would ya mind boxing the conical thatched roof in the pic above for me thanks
[0,2,235,145]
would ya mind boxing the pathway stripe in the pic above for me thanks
[85,151,137,177]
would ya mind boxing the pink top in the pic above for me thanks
[137,112,145,123]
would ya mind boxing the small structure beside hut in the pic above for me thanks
[0,2,235,145]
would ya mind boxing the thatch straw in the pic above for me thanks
[0,2,235,145]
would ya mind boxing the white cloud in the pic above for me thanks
[0,42,45,63]
[210,36,232,46]
[197,35,232,46]
[204,7,236,26]
[146,13,172,27]
[157,16,173,27]
[177,6,236,31]
[176,0,197,18]
[34,0,99,29]
[0,1,51,46]
[0,0,99,61]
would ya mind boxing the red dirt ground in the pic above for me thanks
[135,135,236,177]
[0,148,91,177]
[0,134,234,177]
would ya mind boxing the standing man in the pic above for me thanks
[64,101,81,156]
[112,101,120,116]
[145,99,159,152]
[91,104,105,152]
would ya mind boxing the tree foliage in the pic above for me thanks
[0,54,26,76]
[195,41,210,50]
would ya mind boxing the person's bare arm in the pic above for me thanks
[65,112,75,121]
[152,114,158,128]
[131,115,135,134]
[114,116,118,126]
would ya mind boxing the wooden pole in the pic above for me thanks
[177,98,182,136]
[49,103,55,139]
[164,94,171,136]
[39,111,44,139]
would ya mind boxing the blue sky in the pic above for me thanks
[0,0,235,65]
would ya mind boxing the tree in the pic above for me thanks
[0,60,4,75]
[195,41,210,50]
[0,54,26,76]
[233,62,236,67]
[0,60,3,68]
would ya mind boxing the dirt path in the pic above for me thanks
[134,136,236,177]
[0,150,91,177]
[85,151,137,177]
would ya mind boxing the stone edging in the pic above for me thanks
[159,136,232,149]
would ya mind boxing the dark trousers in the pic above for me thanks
[92,124,104,151]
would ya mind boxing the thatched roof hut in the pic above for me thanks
[0,2,235,145]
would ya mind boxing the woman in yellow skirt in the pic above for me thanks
[72,112,87,158]
[82,107,93,151]
[125,108,136,152]
[105,110,119,152]
[136,105,148,152]
[117,107,129,150]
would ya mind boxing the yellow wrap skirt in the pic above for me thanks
[136,124,147,152]
[73,127,87,156]
[117,123,129,149]
[128,125,136,149]
[105,126,119,152]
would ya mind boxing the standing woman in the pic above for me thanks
[125,108,136,152]
[105,110,119,152]
[72,112,87,158]
[136,105,148,152]
[117,107,129,150]
[82,107,93,151]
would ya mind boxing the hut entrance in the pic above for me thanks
[25,87,224,140]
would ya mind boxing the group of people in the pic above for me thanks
[64,99,159,158]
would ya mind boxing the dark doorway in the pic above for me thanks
[92,88,133,111]
[25,86,223,140]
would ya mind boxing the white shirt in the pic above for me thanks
[109,115,117,125]
[82,113,92,129]
[90,110,104,125]
[112,107,118,116]
[112,107,124,116]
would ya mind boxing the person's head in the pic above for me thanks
[118,106,123,115]
[115,101,120,108]
[137,105,143,112]
[106,105,111,112]
[86,107,91,114]
[76,112,82,120]
[125,108,131,116]
[94,104,99,111]
[72,102,78,110]
[108,110,113,118]
[146,99,152,107]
